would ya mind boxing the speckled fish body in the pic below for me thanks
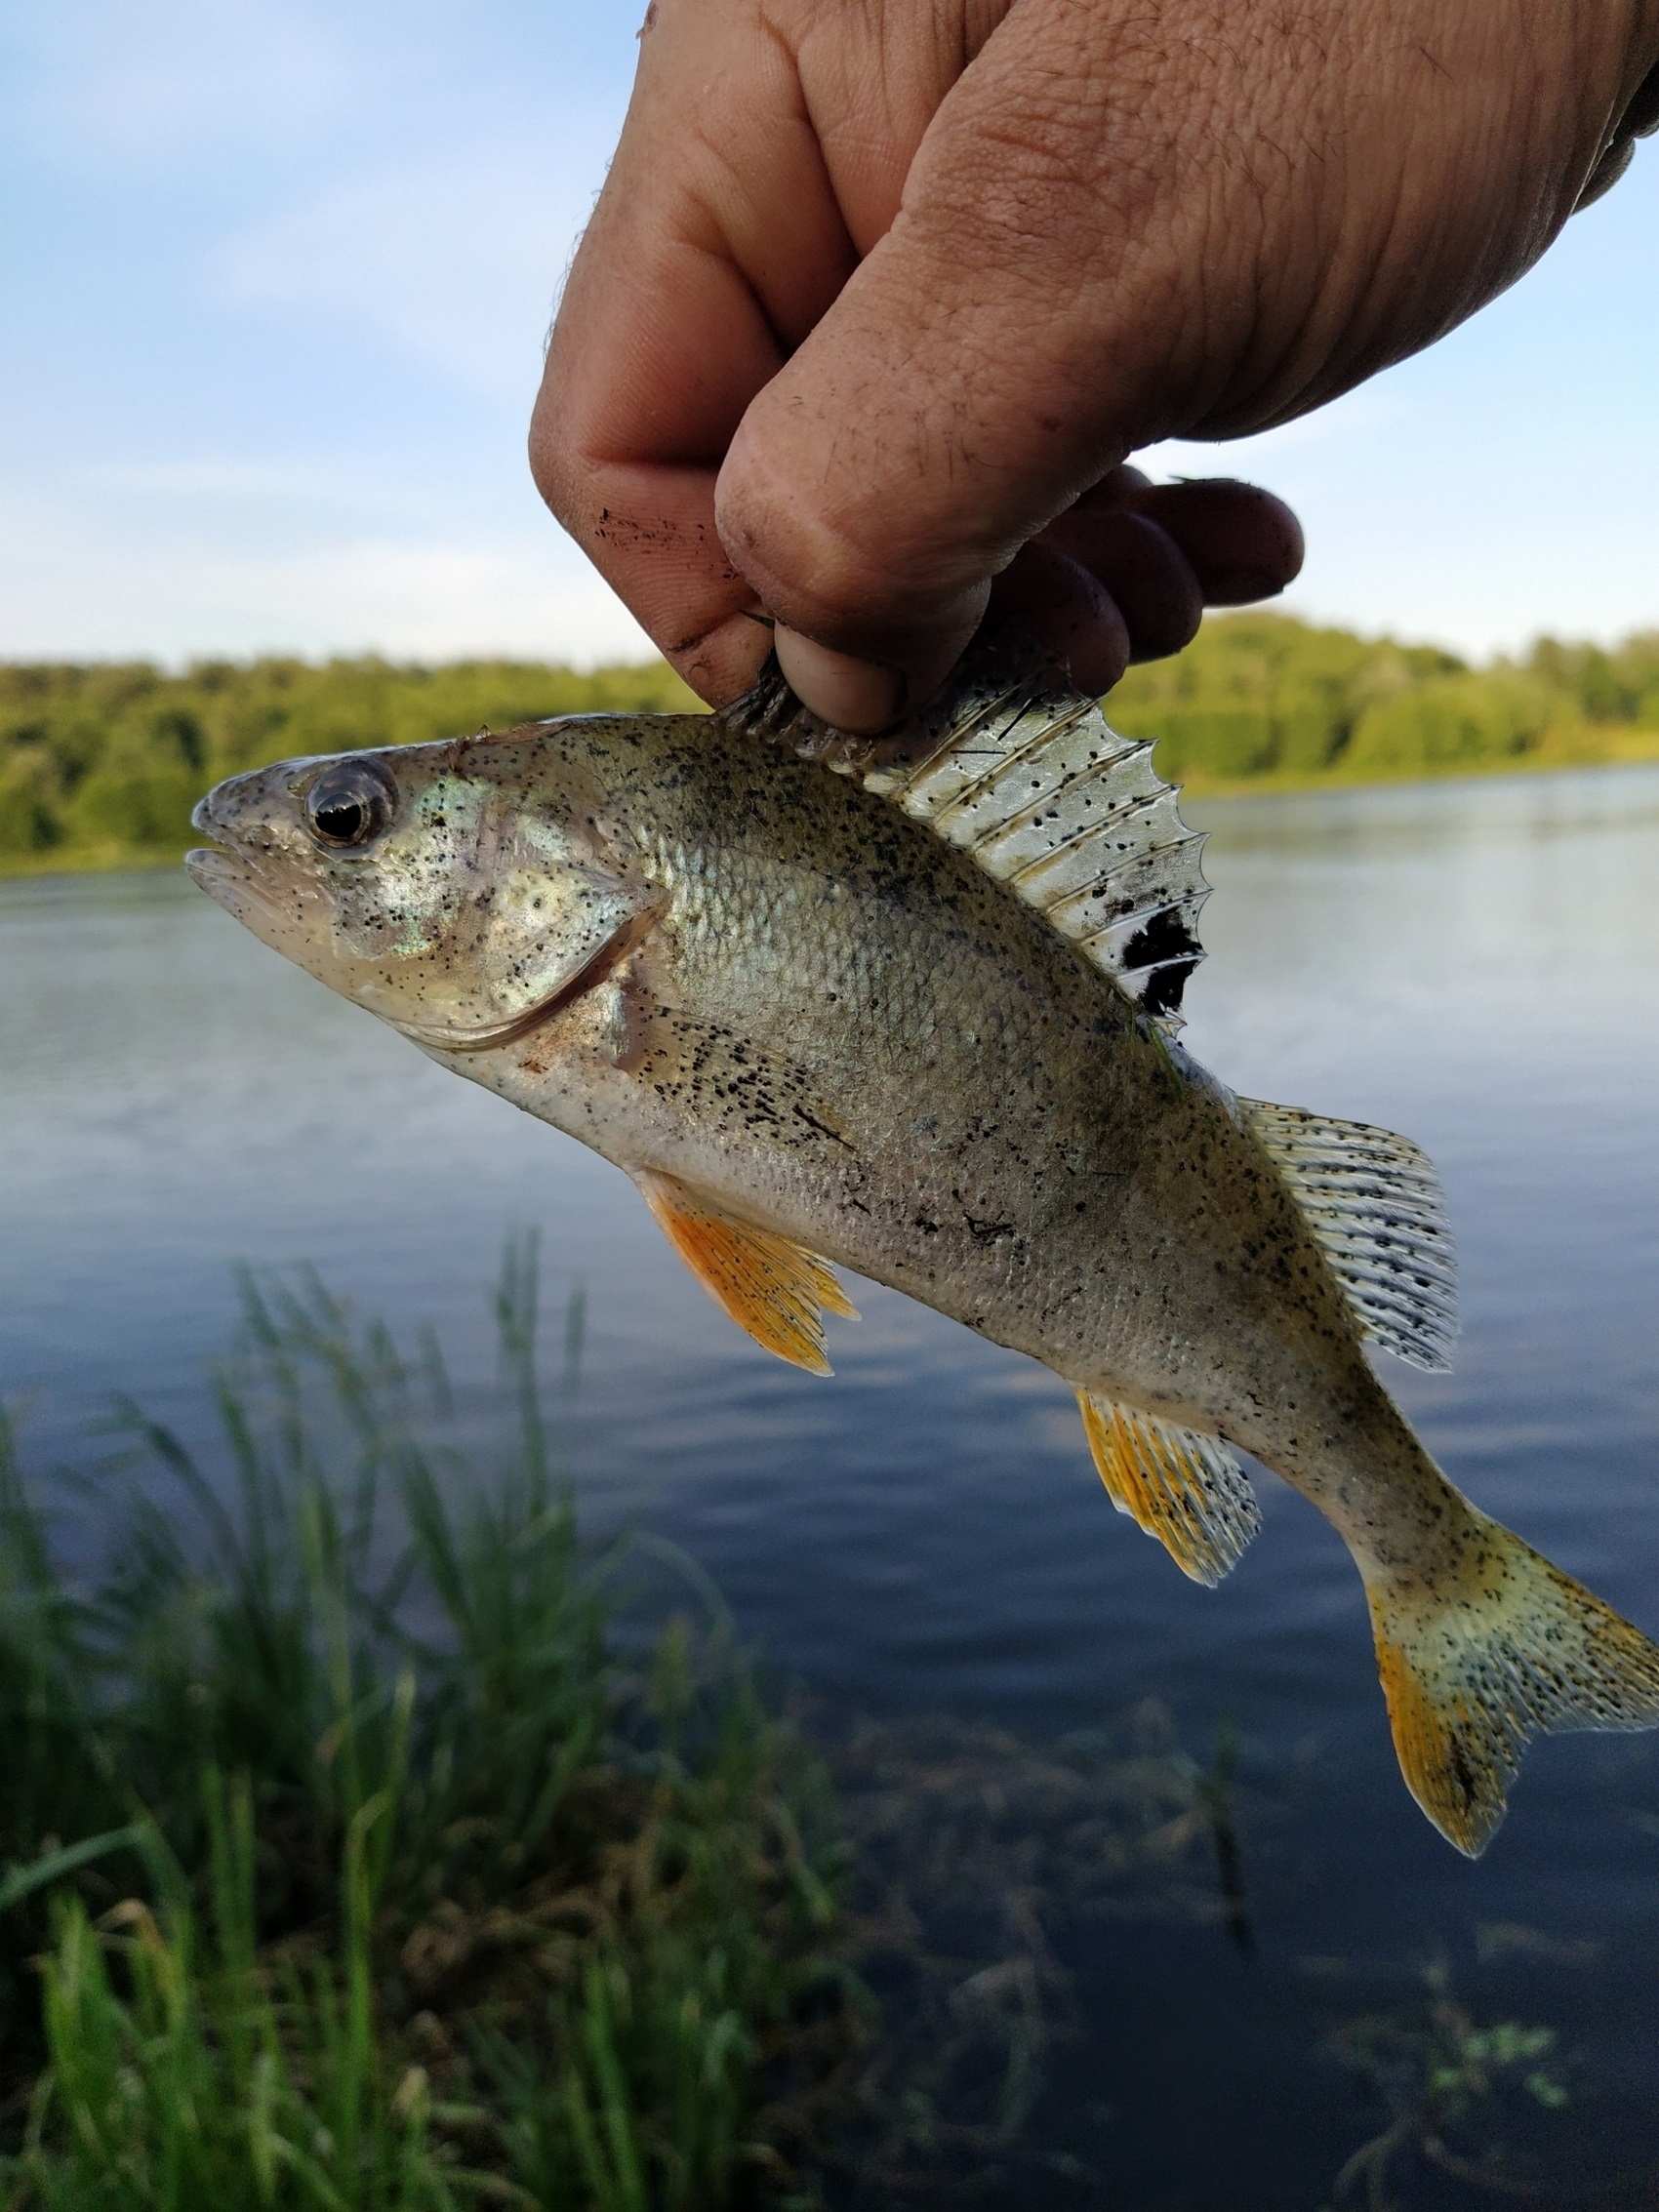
[190,707,1348,1452]
[187,653,1659,1854]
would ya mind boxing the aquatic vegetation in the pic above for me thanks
[0,1235,1284,2208]
[1316,1958,1571,2211]
[13,1780,464,2210]
[0,1249,1229,2208]
[827,1708,1224,2203]
[1,1246,1625,2204]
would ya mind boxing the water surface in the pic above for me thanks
[5,765,1659,2203]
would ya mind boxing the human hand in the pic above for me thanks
[532,0,1658,732]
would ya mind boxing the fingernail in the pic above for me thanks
[775,628,906,734]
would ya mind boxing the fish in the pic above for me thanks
[186,637,1659,1855]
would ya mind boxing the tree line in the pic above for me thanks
[1106,614,1659,783]
[4,617,1658,871]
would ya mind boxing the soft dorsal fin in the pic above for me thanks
[1238,1100,1458,1373]
[723,638,1210,1029]
[636,1170,858,1376]
[1076,1391,1260,1586]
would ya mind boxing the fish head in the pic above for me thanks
[186,733,656,1051]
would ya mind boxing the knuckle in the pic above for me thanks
[716,459,871,632]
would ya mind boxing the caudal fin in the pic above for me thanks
[1364,1519,1659,1855]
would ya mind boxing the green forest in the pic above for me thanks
[4,615,1659,876]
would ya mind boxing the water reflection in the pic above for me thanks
[4,762,1659,2200]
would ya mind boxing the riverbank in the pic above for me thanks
[1173,713,1659,800]
[0,1246,1245,2208]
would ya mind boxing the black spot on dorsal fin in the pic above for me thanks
[721,635,1210,1029]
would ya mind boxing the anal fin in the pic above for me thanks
[1076,1392,1260,1587]
[637,1171,857,1376]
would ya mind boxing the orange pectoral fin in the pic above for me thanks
[636,1171,858,1376]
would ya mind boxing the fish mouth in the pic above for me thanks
[185,784,284,918]
[185,838,247,895]
[183,839,286,929]
[184,788,295,933]
[185,788,243,905]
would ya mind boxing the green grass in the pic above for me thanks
[0,1240,1248,2207]
[0,1249,1594,2206]
[0,1241,856,2208]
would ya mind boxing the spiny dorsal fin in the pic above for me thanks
[722,638,1210,1030]
[1239,1100,1457,1373]
[1076,1391,1260,1587]
[636,1170,858,1376]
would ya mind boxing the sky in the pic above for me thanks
[2,0,1656,670]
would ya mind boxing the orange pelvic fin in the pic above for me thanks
[1075,1392,1260,1588]
[636,1171,857,1376]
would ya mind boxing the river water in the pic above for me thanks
[5,765,1659,2203]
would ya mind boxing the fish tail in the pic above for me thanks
[1361,1513,1659,1855]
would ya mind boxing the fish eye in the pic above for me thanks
[304,758,397,851]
